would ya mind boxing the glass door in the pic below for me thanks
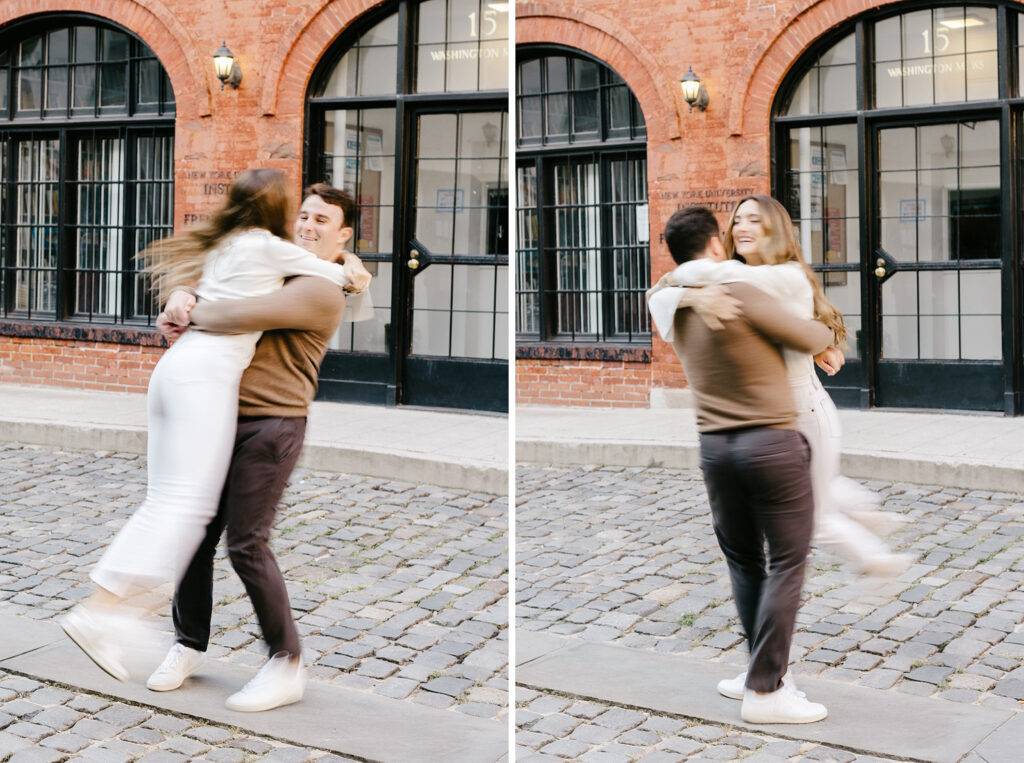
[401,108,508,410]
[872,119,1003,410]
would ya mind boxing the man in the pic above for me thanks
[149,183,371,712]
[658,206,833,724]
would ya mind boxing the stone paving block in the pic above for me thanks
[421,675,473,697]
[38,730,91,753]
[539,739,589,758]
[7,748,65,763]
[567,723,618,744]
[593,707,645,732]
[5,721,50,741]
[31,705,84,731]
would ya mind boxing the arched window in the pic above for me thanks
[515,49,649,351]
[307,1,509,411]
[0,18,174,324]
[774,3,1017,412]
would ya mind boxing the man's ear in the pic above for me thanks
[338,226,355,248]
[708,236,727,261]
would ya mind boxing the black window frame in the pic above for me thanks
[516,45,650,361]
[0,14,175,344]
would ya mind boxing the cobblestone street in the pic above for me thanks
[516,464,1024,760]
[0,442,508,758]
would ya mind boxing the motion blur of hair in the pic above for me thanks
[142,168,294,305]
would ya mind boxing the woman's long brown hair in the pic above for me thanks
[723,194,847,346]
[142,168,294,305]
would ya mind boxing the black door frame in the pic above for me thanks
[304,0,508,411]
[771,2,1024,413]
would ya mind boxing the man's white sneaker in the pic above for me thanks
[147,643,206,691]
[225,653,305,712]
[717,670,805,700]
[741,683,827,724]
[59,605,130,682]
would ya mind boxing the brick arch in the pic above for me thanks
[260,0,389,117]
[729,0,906,137]
[0,0,211,117]
[517,2,681,142]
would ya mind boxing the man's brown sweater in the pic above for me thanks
[672,281,833,433]
[189,275,346,417]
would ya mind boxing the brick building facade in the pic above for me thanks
[0,0,510,411]
[515,0,1024,414]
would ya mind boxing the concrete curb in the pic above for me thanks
[0,613,507,763]
[2,420,506,495]
[516,438,1024,494]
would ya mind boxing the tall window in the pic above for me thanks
[0,20,174,324]
[516,50,649,349]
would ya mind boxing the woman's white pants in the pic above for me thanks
[91,331,256,597]
[792,373,890,568]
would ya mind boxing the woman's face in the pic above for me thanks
[731,200,766,265]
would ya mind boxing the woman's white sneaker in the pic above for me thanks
[740,683,827,724]
[225,653,305,712]
[59,605,130,682]
[147,643,206,691]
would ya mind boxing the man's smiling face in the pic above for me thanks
[294,194,353,261]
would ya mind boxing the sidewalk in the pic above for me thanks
[0,383,508,494]
[517,405,1024,493]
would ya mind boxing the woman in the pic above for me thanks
[665,195,907,577]
[61,169,352,682]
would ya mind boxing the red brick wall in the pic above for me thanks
[516,358,652,407]
[0,336,163,393]
[516,0,903,407]
[0,0,382,391]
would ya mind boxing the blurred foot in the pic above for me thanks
[60,605,130,682]
[848,509,909,537]
[861,552,913,578]
[226,653,305,712]
[147,643,206,691]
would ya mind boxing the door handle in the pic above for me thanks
[873,249,898,284]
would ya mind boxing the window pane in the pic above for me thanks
[0,50,8,112]
[358,46,396,96]
[45,68,68,112]
[101,30,129,61]
[100,62,126,108]
[13,140,60,316]
[72,137,125,318]
[17,68,41,112]
[48,29,69,64]
[73,65,96,109]
[19,35,43,66]
[573,89,599,134]
[137,58,159,104]
[872,7,998,107]
[74,27,96,62]
[519,59,540,94]
[518,96,542,140]
[516,165,539,335]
